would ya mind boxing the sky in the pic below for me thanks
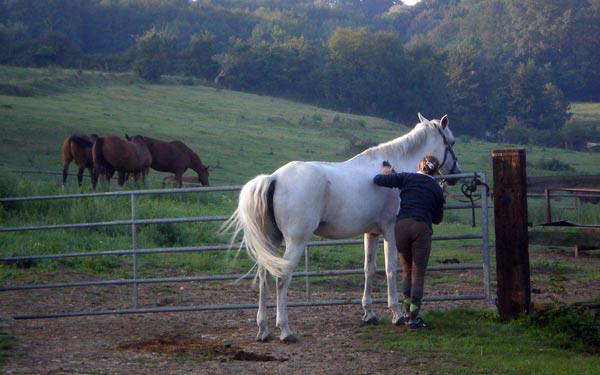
[403,0,421,5]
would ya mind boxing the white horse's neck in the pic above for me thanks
[347,122,437,172]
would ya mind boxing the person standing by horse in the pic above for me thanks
[373,155,445,329]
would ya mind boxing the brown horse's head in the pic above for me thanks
[187,148,209,186]
[198,164,209,186]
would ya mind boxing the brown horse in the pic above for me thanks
[91,135,152,190]
[130,135,209,187]
[61,134,99,187]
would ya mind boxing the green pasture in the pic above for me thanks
[1,66,599,371]
[361,308,600,375]
[571,102,600,128]
[1,66,600,186]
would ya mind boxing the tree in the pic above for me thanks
[445,42,506,139]
[403,43,449,123]
[11,30,80,67]
[0,22,27,64]
[180,32,219,79]
[132,27,176,82]
[507,60,570,132]
[323,27,409,119]
[214,36,321,100]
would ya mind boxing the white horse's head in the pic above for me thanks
[417,113,462,185]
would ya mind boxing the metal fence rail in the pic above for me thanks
[1,172,491,319]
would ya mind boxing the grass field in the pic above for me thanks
[570,102,600,129]
[1,65,599,372]
[1,65,600,187]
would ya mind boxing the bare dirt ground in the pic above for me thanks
[1,249,598,375]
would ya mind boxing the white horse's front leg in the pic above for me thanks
[256,266,271,341]
[362,233,378,324]
[383,235,403,325]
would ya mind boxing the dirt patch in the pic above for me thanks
[118,333,287,362]
[1,248,598,375]
[1,306,427,375]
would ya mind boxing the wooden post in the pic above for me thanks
[492,149,531,320]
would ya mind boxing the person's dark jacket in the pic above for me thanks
[373,172,445,228]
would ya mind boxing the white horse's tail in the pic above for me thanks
[222,174,291,279]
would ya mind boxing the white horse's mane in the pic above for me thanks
[352,121,434,162]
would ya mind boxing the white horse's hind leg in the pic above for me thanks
[275,275,295,342]
[361,233,378,324]
[383,236,403,325]
[256,266,271,341]
[275,242,305,342]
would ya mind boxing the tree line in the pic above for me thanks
[1,0,598,149]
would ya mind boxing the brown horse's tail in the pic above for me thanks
[64,135,93,162]
[92,137,112,177]
[62,137,74,165]
[63,135,94,185]
[71,135,93,149]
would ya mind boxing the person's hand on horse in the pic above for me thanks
[381,165,394,174]
[381,160,395,174]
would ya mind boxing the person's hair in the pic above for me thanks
[418,155,440,175]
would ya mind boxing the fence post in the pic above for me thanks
[131,193,139,307]
[492,149,531,320]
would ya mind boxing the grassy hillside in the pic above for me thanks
[1,65,600,190]
[570,102,600,129]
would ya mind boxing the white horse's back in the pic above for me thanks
[272,160,398,240]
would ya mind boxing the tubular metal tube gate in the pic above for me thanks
[1,172,491,319]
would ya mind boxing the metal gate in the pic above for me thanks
[1,172,490,319]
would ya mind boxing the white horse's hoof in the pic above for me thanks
[256,333,272,342]
[392,314,408,326]
[362,311,379,325]
[280,334,298,343]
[393,319,404,326]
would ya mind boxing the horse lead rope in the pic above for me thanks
[442,175,490,227]
[434,125,490,227]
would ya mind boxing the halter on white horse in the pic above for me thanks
[223,113,461,342]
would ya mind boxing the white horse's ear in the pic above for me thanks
[418,112,428,123]
[441,115,449,129]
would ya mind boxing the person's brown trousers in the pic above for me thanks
[394,217,432,319]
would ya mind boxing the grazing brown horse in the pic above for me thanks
[61,134,99,187]
[130,135,209,187]
[91,135,152,190]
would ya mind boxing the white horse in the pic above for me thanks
[224,113,462,342]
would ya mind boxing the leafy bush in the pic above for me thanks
[145,223,186,247]
[530,129,566,148]
[519,304,600,353]
[532,157,575,172]
[498,117,529,144]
